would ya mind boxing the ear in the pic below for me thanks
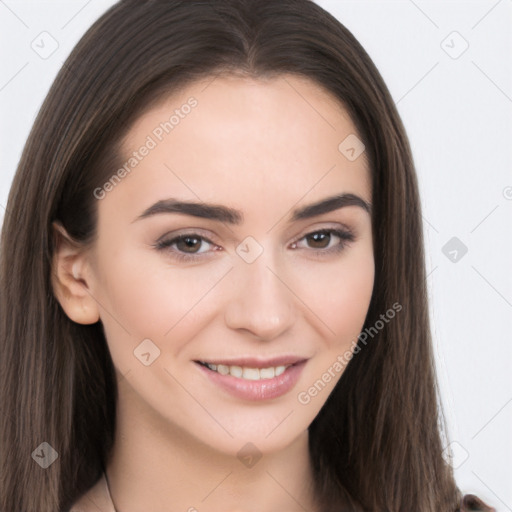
[50,221,100,325]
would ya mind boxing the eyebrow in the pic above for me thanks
[132,193,372,224]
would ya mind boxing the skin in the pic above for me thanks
[52,73,374,512]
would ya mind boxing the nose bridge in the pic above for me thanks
[223,247,296,340]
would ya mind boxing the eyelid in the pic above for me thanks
[154,227,217,246]
[292,221,354,240]
[153,220,354,245]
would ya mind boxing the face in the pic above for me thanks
[83,74,374,456]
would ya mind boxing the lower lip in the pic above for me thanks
[195,361,307,401]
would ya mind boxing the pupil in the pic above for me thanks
[179,237,200,253]
[308,232,330,249]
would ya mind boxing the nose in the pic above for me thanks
[223,254,297,341]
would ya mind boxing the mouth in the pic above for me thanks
[193,356,308,401]
[196,361,293,380]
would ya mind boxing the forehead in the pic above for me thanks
[104,73,370,219]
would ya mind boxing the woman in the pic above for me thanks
[0,0,494,510]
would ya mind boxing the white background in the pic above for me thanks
[1,1,511,508]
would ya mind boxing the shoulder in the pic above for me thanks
[69,472,116,512]
[460,494,496,512]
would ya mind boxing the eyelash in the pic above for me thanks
[153,228,355,263]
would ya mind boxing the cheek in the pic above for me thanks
[332,261,374,343]
[293,250,374,410]
[91,244,233,361]
[293,246,375,348]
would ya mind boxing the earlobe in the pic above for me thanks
[51,221,100,325]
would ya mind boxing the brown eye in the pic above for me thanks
[292,228,355,256]
[154,233,217,262]
[175,236,203,253]
[305,232,331,249]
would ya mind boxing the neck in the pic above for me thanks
[105,378,319,512]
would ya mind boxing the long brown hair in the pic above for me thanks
[0,0,471,510]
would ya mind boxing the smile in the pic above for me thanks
[194,357,307,401]
[198,361,290,380]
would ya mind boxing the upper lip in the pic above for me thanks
[195,356,307,368]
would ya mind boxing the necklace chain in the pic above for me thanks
[104,471,118,512]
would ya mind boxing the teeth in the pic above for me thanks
[242,368,260,380]
[216,364,229,375]
[230,365,243,378]
[204,362,290,380]
[275,366,286,376]
[259,367,275,379]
